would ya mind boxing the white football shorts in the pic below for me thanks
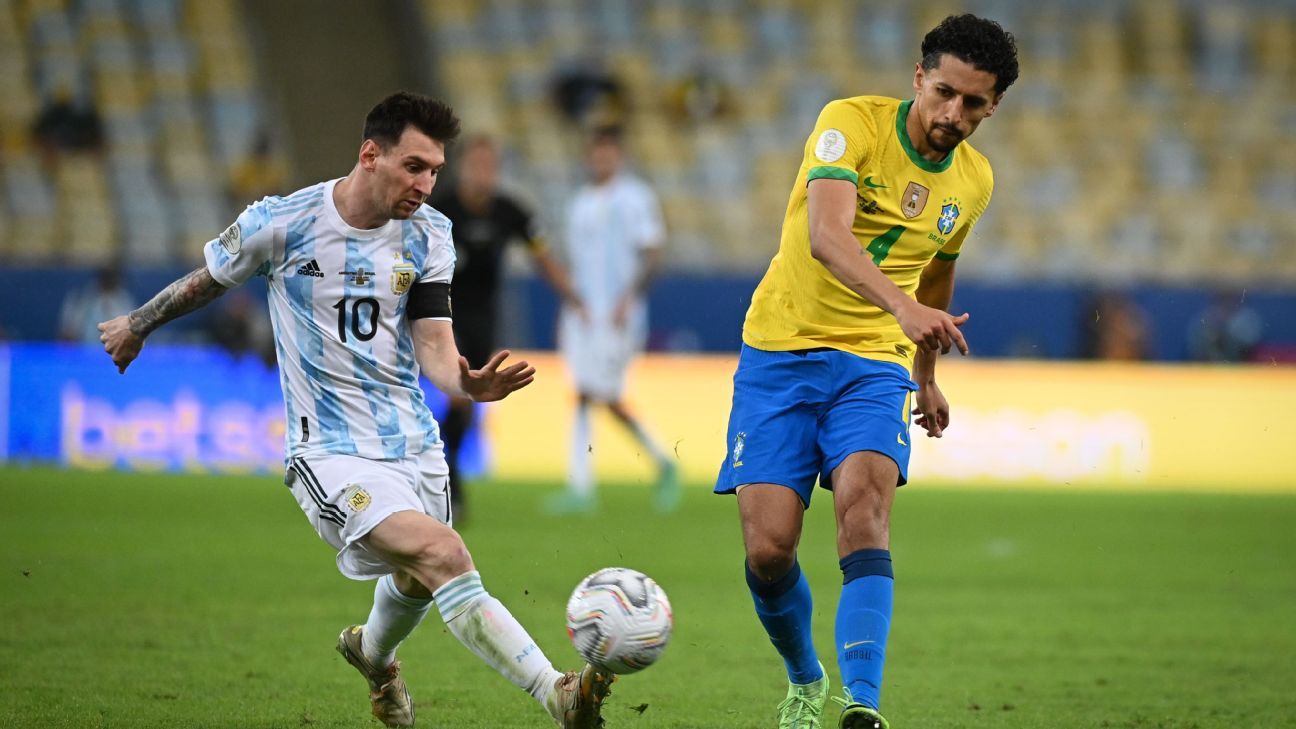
[558,305,647,401]
[283,447,450,580]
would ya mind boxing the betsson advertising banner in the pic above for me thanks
[1,345,1292,491]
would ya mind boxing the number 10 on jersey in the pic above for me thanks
[333,296,380,342]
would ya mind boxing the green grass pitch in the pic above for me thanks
[2,465,1295,728]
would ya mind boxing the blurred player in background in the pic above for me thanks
[712,15,1018,729]
[428,134,583,523]
[97,92,613,729]
[549,126,679,514]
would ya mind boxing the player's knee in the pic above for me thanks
[411,529,474,577]
[840,500,890,548]
[745,537,797,581]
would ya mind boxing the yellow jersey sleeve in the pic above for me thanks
[804,100,879,186]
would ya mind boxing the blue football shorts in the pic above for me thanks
[714,344,919,507]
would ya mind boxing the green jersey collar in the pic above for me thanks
[897,99,955,173]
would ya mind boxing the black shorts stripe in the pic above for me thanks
[292,458,346,522]
[291,457,346,525]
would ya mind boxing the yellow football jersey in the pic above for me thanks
[743,96,994,369]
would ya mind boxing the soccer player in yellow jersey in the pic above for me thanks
[713,15,1019,729]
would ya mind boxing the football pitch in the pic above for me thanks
[2,466,1294,729]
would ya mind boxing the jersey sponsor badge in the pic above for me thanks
[814,129,848,163]
[344,485,372,513]
[901,181,930,219]
[218,222,242,254]
[392,263,416,295]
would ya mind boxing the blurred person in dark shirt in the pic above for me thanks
[33,92,104,155]
[427,135,583,520]
[1079,291,1149,361]
[207,288,276,367]
[1189,291,1262,363]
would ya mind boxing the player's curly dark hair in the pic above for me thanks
[363,91,461,148]
[921,14,1019,95]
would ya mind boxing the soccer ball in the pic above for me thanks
[565,567,673,674]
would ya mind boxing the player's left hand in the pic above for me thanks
[459,350,535,402]
[913,381,950,438]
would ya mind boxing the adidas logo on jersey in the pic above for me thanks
[296,259,324,277]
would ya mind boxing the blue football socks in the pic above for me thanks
[746,559,824,685]
[835,548,894,710]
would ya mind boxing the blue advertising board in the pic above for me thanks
[0,343,483,474]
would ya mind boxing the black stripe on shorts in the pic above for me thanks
[291,457,346,527]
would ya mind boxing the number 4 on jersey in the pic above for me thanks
[866,224,905,265]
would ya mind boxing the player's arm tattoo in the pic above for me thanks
[127,266,228,338]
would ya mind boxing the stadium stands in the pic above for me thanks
[0,0,1291,284]
[0,0,276,265]
[418,0,1296,283]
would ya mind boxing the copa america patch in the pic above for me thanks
[218,222,242,254]
[814,128,847,163]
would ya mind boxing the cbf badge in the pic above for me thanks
[937,198,961,235]
[901,181,930,219]
[392,263,415,295]
[733,432,746,467]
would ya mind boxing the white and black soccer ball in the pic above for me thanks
[565,567,673,674]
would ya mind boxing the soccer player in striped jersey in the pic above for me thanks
[712,16,1019,729]
[98,92,612,729]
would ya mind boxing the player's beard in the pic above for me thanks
[927,124,964,154]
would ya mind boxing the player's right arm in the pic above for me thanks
[98,200,275,373]
[98,267,228,373]
[807,179,969,355]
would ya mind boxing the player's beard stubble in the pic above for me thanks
[927,123,964,154]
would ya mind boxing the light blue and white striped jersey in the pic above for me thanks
[564,172,664,320]
[204,178,456,462]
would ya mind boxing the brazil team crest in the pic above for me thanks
[733,432,746,467]
[937,197,961,236]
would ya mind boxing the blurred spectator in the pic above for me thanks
[228,129,288,206]
[1079,291,1150,361]
[551,55,625,124]
[1188,291,1263,363]
[32,93,104,155]
[666,67,731,124]
[206,288,275,367]
[548,126,678,514]
[59,265,135,344]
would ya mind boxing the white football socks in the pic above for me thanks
[435,570,562,702]
[569,403,594,497]
[361,574,434,668]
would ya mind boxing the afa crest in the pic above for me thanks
[345,485,372,512]
[937,198,961,236]
[392,263,416,295]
